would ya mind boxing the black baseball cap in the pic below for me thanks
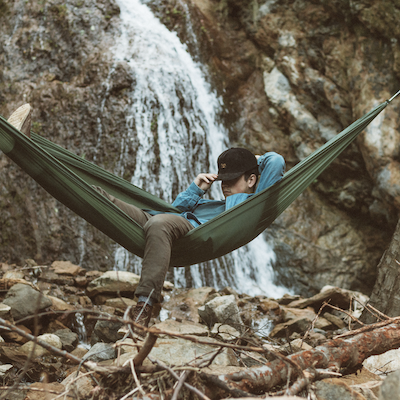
[216,148,258,181]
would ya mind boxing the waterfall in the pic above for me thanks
[111,0,288,298]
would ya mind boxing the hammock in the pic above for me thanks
[0,96,396,266]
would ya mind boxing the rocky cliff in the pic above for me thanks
[1,0,399,296]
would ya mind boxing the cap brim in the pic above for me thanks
[215,172,244,181]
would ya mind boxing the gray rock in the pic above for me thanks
[20,333,62,358]
[198,295,243,331]
[379,370,400,400]
[211,323,241,341]
[82,342,116,363]
[269,317,311,338]
[0,364,13,378]
[0,303,12,319]
[153,319,209,337]
[53,329,79,352]
[3,283,52,320]
[120,336,239,367]
[86,271,140,297]
[314,379,367,400]
[91,319,123,345]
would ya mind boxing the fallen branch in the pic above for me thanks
[133,333,158,367]
[203,319,400,394]
[150,357,211,400]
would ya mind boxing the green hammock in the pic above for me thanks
[0,96,395,266]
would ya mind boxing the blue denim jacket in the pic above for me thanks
[172,152,285,227]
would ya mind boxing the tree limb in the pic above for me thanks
[204,320,400,394]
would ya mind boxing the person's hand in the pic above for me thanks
[194,173,218,191]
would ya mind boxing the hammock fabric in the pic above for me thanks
[0,99,393,266]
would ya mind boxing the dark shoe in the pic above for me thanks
[130,302,153,335]
[7,104,32,138]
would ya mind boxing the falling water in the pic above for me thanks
[110,0,288,298]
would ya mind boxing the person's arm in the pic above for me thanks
[172,173,217,211]
[255,152,286,193]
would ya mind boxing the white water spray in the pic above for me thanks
[111,0,288,298]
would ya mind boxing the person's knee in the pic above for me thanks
[144,214,192,240]
[144,214,169,234]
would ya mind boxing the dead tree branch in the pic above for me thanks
[203,319,400,395]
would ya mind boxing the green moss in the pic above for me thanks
[49,4,68,24]
[32,121,42,134]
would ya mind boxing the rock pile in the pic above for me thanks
[0,259,398,400]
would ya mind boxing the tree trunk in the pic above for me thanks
[361,218,400,324]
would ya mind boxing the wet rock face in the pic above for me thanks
[0,0,398,295]
[186,0,399,294]
[0,0,126,268]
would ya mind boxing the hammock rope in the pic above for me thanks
[0,99,392,266]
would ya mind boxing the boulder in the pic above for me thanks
[3,270,25,280]
[364,348,400,375]
[86,271,140,297]
[198,295,243,330]
[269,317,311,338]
[211,323,241,341]
[61,371,95,398]
[0,364,13,377]
[286,286,353,311]
[0,303,12,319]
[53,329,79,352]
[3,283,52,320]
[20,333,62,358]
[51,260,83,276]
[104,297,137,310]
[314,379,367,400]
[153,319,209,337]
[82,342,116,362]
[91,319,123,345]
[161,287,217,323]
[47,295,76,312]
[2,324,31,344]
[323,312,346,329]
[379,370,400,400]
[120,336,240,367]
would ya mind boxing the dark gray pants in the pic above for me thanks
[95,187,194,302]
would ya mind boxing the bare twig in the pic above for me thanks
[302,300,328,342]
[120,387,140,400]
[334,316,400,339]
[150,357,212,400]
[171,370,190,400]
[129,359,146,396]
[325,303,364,326]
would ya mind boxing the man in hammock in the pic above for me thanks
[95,148,285,332]
[8,104,285,334]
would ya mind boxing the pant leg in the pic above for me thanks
[94,186,151,226]
[135,214,194,303]
[94,186,194,303]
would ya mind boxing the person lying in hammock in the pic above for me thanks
[94,148,285,332]
[8,104,285,335]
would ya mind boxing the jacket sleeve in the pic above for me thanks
[255,152,286,194]
[225,152,286,210]
[172,182,206,212]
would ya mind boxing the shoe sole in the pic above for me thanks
[8,104,32,138]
